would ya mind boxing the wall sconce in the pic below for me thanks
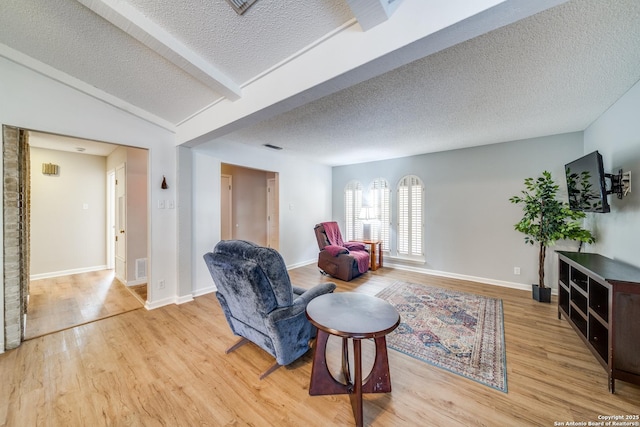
[161,175,168,189]
[42,163,59,175]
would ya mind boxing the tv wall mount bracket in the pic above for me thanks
[606,169,631,199]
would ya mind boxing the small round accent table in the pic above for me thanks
[306,292,400,427]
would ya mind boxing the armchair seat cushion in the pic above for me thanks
[347,249,370,274]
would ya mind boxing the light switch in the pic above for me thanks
[82,203,89,210]
[158,200,166,209]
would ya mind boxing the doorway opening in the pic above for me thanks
[2,126,150,341]
[221,163,279,249]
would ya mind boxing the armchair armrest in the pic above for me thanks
[323,245,349,256]
[292,282,336,307]
[344,241,366,251]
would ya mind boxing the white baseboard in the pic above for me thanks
[145,296,177,310]
[146,292,202,309]
[384,261,554,294]
[176,295,194,305]
[30,265,108,281]
[193,285,216,297]
[287,258,317,270]
[125,278,147,287]
[286,257,538,294]
[290,256,537,294]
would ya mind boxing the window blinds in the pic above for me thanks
[344,181,363,241]
[370,178,390,250]
[397,175,423,257]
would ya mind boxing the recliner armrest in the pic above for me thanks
[344,241,366,251]
[323,245,349,256]
[292,283,336,307]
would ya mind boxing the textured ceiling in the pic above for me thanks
[0,0,355,124]
[1,0,639,165]
[124,0,355,83]
[214,0,640,165]
[0,0,223,123]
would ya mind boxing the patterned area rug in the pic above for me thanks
[376,281,507,392]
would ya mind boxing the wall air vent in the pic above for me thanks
[263,144,283,150]
[226,0,259,15]
[135,258,147,280]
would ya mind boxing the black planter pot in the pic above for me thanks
[532,284,552,303]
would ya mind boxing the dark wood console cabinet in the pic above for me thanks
[557,251,640,393]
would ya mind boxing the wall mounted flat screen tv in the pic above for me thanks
[565,150,610,213]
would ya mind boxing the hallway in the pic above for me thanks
[25,270,143,340]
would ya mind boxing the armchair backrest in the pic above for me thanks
[314,223,330,250]
[204,240,294,325]
[314,222,346,250]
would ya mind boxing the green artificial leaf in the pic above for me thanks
[509,171,596,287]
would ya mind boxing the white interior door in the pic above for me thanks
[221,174,232,241]
[107,170,115,270]
[115,163,126,282]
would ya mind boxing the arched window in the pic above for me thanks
[344,180,363,241]
[369,178,390,251]
[397,175,424,258]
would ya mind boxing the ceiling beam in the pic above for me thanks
[76,0,242,101]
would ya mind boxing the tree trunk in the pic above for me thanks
[538,243,546,288]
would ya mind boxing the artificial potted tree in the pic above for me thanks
[509,171,595,302]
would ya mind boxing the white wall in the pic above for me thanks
[0,57,177,307]
[584,79,640,269]
[30,147,106,276]
[191,141,332,295]
[332,133,585,290]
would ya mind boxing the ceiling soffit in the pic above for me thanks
[176,0,568,146]
[75,0,241,100]
[203,0,640,166]
[122,0,356,84]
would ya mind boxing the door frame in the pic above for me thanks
[114,163,126,283]
[106,169,116,270]
[267,176,279,249]
[221,174,233,241]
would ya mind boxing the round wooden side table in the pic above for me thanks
[306,292,400,427]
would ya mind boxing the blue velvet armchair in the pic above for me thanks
[203,240,336,379]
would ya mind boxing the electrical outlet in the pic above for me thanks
[514,267,521,275]
[158,279,165,289]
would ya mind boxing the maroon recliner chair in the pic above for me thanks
[314,222,369,282]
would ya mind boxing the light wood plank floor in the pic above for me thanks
[2,265,639,426]
[128,284,148,304]
[25,270,144,340]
